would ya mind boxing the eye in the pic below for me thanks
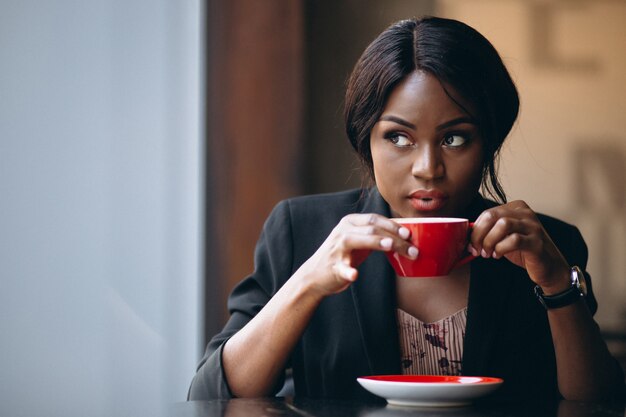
[385,132,413,147]
[443,134,468,148]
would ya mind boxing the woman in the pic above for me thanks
[189,16,624,402]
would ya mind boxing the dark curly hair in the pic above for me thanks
[344,16,519,203]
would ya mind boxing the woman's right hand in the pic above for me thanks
[220,213,416,398]
[297,213,418,297]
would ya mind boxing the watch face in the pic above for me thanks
[572,266,588,296]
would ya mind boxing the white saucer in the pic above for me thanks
[357,375,503,407]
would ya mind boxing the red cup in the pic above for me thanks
[385,217,476,277]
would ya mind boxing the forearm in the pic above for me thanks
[222,269,323,397]
[548,300,624,400]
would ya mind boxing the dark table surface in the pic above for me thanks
[174,397,625,417]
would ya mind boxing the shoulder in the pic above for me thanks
[535,212,578,236]
[283,188,367,210]
[536,212,588,265]
[260,188,371,265]
[533,212,584,245]
[261,188,368,235]
[535,212,582,241]
[270,188,368,223]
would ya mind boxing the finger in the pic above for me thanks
[377,236,418,259]
[339,216,415,258]
[335,230,418,259]
[469,209,498,254]
[351,225,416,257]
[333,261,358,282]
[479,217,531,258]
[470,203,535,254]
[339,232,396,252]
[339,232,418,260]
[344,213,411,240]
[491,233,534,259]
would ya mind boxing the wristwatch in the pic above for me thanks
[534,266,588,309]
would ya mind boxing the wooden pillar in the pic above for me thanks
[204,1,304,340]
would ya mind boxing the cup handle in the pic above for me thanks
[454,222,477,268]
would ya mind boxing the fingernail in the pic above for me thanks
[492,251,498,259]
[481,249,489,258]
[408,246,418,259]
[380,238,393,250]
[399,227,410,240]
[467,244,478,256]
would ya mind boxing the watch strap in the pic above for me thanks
[534,266,586,310]
[534,284,583,309]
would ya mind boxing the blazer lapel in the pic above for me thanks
[350,188,401,375]
[463,257,514,375]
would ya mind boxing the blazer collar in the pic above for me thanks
[359,186,391,216]
[463,257,514,375]
[350,187,400,375]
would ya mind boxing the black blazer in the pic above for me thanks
[189,188,614,402]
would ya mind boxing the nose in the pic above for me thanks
[411,145,445,180]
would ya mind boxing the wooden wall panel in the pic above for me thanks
[205,1,304,338]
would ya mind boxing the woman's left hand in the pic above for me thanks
[468,200,570,292]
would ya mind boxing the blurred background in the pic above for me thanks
[1,0,625,416]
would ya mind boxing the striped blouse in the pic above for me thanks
[396,307,467,376]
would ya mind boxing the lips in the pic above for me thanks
[408,189,448,212]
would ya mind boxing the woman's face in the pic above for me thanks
[370,70,484,218]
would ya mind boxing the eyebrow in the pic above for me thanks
[378,115,416,130]
[378,115,477,131]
